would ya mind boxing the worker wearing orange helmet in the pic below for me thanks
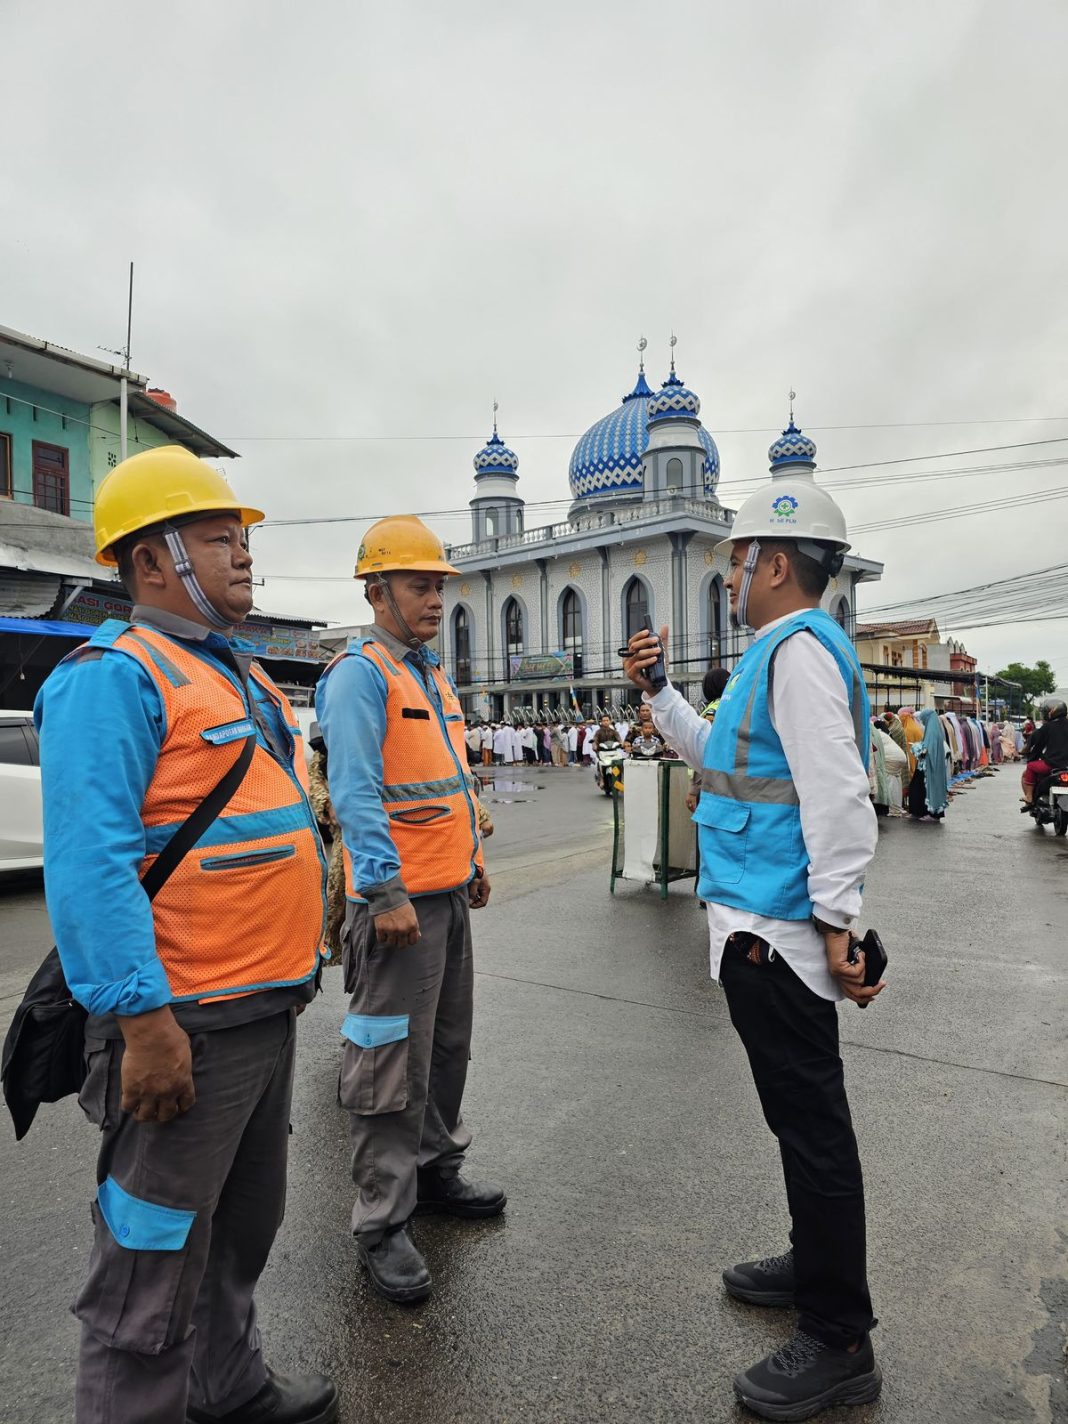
[315,515,504,1304]
[33,446,336,1423]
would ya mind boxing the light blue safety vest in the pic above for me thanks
[694,608,870,919]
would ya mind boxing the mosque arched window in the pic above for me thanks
[834,597,851,634]
[561,588,584,678]
[623,577,649,642]
[666,456,684,493]
[708,577,724,659]
[504,597,523,679]
[485,509,497,538]
[453,606,472,686]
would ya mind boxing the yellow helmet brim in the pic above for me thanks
[96,501,266,566]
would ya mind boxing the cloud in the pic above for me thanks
[4,0,1067,677]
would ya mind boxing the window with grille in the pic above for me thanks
[708,577,723,659]
[453,606,472,685]
[0,432,11,498]
[32,441,70,515]
[624,578,648,640]
[561,588,583,677]
[504,598,523,679]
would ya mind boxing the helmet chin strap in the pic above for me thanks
[373,574,424,654]
[162,526,234,631]
[730,539,762,630]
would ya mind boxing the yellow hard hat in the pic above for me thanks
[355,514,460,578]
[94,445,265,566]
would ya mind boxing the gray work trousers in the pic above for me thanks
[74,1011,296,1424]
[341,890,474,1244]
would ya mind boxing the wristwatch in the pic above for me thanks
[812,916,853,937]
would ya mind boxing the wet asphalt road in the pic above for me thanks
[1,763,1065,1423]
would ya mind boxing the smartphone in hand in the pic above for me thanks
[848,928,887,987]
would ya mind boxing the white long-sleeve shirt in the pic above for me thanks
[648,612,878,1001]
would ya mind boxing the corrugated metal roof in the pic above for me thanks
[0,572,61,616]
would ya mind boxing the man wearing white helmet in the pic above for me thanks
[625,420,883,1421]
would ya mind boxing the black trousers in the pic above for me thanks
[719,936,875,1349]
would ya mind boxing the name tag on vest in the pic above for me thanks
[201,718,256,745]
[402,708,431,720]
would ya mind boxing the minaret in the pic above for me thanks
[469,403,524,542]
[642,334,709,501]
[767,390,818,476]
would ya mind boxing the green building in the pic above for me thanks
[0,323,236,521]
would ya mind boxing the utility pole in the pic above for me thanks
[100,262,135,464]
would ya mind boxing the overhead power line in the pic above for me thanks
[222,420,1068,441]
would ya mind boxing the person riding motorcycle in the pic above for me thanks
[1021,698,1068,805]
[592,714,625,793]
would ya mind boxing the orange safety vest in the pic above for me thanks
[321,638,482,898]
[67,620,326,1003]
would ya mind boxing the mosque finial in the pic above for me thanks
[637,334,647,373]
[669,331,677,375]
[788,388,797,425]
[492,398,499,436]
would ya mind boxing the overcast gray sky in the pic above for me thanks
[5,0,1068,680]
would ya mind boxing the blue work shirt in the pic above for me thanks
[316,625,469,911]
[34,605,301,1021]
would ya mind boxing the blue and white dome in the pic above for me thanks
[473,427,519,478]
[569,367,720,501]
[647,370,701,425]
[768,419,817,473]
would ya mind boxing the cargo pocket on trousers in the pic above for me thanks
[338,1013,410,1114]
[75,1176,197,1354]
[77,1039,114,1130]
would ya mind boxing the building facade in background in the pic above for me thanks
[443,351,883,718]
[855,618,983,713]
[0,323,325,710]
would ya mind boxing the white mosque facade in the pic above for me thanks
[442,353,883,719]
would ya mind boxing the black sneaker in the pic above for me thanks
[722,1248,795,1307]
[733,1330,881,1421]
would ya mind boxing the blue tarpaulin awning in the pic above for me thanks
[0,617,96,638]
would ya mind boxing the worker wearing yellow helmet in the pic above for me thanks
[316,514,505,1304]
[32,445,337,1422]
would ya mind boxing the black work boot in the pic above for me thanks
[733,1330,881,1421]
[416,1167,507,1219]
[722,1248,795,1307]
[358,1223,432,1303]
[187,1366,338,1423]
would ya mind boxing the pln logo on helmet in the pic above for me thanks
[771,493,799,522]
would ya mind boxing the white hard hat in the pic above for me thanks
[714,473,850,560]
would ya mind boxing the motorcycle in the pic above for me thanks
[595,740,625,797]
[1026,767,1068,835]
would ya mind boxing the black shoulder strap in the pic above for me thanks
[140,733,256,901]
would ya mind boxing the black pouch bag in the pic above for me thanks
[2,732,255,1140]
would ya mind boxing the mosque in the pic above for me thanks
[442,343,883,719]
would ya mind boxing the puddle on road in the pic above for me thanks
[475,786,543,797]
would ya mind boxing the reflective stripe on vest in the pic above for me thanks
[710,616,869,807]
[76,623,326,1002]
[695,609,871,920]
[325,639,481,899]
